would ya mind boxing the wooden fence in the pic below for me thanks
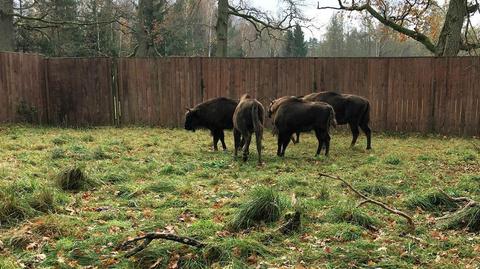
[0,53,47,124]
[0,52,479,136]
[45,57,114,126]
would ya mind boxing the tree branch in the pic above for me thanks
[318,173,415,232]
[10,12,118,27]
[118,232,206,258]
[317,0,436,54]
[228,0,308,35]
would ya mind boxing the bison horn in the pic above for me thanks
[185,107,192,112]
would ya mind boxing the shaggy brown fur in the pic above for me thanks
[233,94,265,164]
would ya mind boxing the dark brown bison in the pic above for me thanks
[303,91,371,149]
[273,97,336,157]
[233,94,265,164]
[184,97,238,151]
[267,96,300,144]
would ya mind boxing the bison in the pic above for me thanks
[302,91,371,149]
[184,97,238,151]
[267,96,301,144]
[272,97,336,157]
[233,94,265,164]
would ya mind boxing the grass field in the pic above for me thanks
[0,125,479,268]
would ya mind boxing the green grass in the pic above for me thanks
[228,186,288,231]
[0,125,479,268]
[405,191,460,212]
[54,166,97,191]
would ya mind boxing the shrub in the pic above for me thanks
[16,100,38,124]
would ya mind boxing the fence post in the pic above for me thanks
[111,57,121,127]
[43,57,51,125]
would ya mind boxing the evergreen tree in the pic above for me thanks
[292,23,307,57]
[322,14,345,57]
[283,29,294,56]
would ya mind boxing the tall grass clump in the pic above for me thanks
[384,155,401,165]
[229,186,287,231]
[51,135,71,145]
[51,147,66,159]
[92,146,110,160]
[55,166,96,191]
[326,205,379,230]
[405,191,459,212]
[443,204,480,232]
[0,190,33,225]
[359,183,396,196]
[29,186,57,213]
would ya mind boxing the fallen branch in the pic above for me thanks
[118,233,206,258]
[318,173,415,232]
[437,189,476,204]
[435,190,478,221]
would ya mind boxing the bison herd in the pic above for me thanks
[184,91,372,164]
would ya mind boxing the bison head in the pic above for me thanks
[184,108,198,132]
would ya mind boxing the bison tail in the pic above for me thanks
[251,103,263,135]
[329,106,337,129]
[361,101,371,125]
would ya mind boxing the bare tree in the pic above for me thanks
[215,0,308,57]
[318,0,480,56]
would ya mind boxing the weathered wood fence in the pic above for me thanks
[0,52,479,136]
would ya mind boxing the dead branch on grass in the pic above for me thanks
[435,189,478,221]
[118,232,206,258]
[318,173,415,232]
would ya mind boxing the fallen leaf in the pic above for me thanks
[143,208,154,219]
[26,242,38,251]
[33,254,46,263]
[246,253,257,265]
[167,253,180,269]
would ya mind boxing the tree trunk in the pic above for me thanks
[435,0,467,56]
[136,0,157,57]
[0,0,15,51]
[215,0,228,57]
